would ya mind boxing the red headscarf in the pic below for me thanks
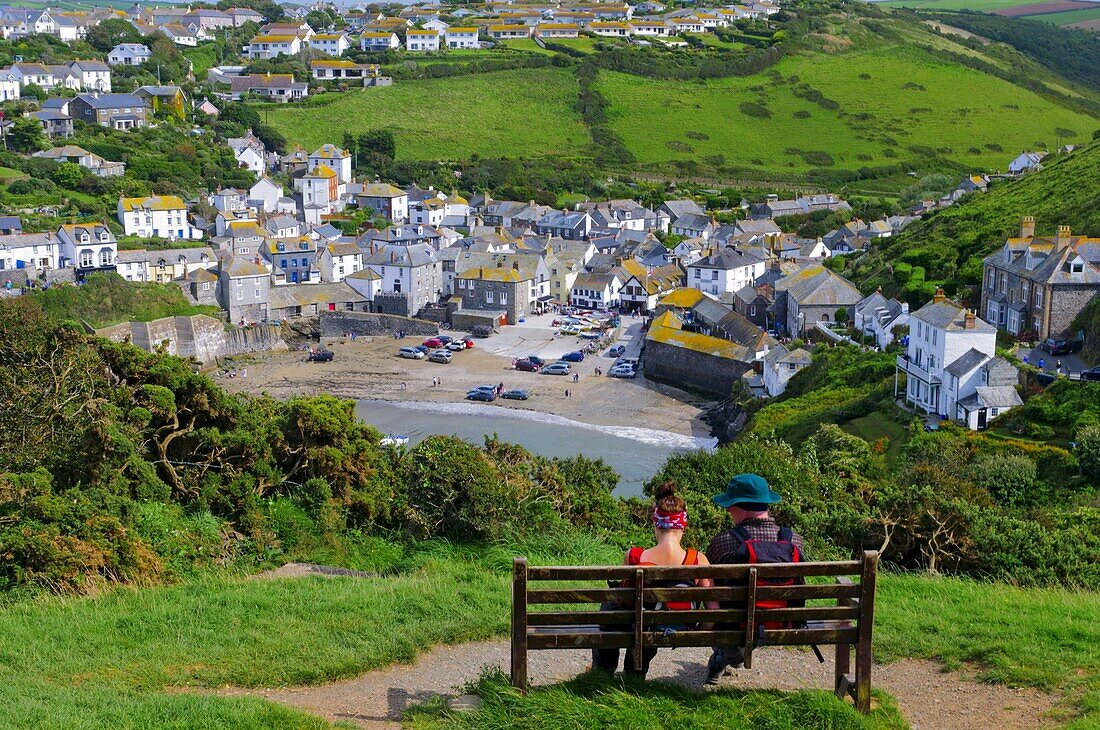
[653,507,687,530]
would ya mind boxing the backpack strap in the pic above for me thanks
[627,546,645,565]
[777,526,793,542]
[683,548,699,566]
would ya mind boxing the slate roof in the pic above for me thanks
[958,386,1023,410]
[690,247,767,271]
[362,242,437,267]
[268,283,368,309]
[74,93,143,109]
[774,264,861,306]
[222,256,268,277]
[911,295,996,332]
[944,348,989,378]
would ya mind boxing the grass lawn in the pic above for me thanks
[407,671,907,729]
[262,68,591,160]
[0,531,1096,727]
[548,36,601,54]
[595,44,1096,173]
[0,166,26,179]
[841,411,909,467]
[503,38,555,55]
[181,43,218,79]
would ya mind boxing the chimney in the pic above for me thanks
[901,302,910,314]
[1020,216,1035,239]
[964,310,976,329]
[876,284,882,293]
[932,286,947,304]
[512,261,519,270]
[390,251,395,262]
[479,267,484,277]
[1056,225,1071,246]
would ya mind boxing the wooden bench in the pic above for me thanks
[510,550,879,713]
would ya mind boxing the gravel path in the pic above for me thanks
[220,639,1056,729]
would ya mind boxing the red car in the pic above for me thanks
[461,338,474,349]
[515,359,540,372]
[423,337,444,348]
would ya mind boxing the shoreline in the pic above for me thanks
[219,335,715,439]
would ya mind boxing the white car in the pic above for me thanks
[399,347,426,359]
[446,341,466,351]
[609,365,637,379]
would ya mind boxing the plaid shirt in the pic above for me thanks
[705,517,806,565]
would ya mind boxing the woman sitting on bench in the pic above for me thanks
[592,481,714,679]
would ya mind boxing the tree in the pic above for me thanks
[9,116,47,153]
[253,123,287,155]
[358,129,395,160]
[86,18,144,51]
[1077,424,1100,481]
[51,162,85,189]
[834,307,848,325]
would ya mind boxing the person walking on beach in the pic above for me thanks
[572,372,579,383]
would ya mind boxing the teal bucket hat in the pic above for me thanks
[712,473,782,509]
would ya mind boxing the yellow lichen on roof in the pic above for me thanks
[448,26,478,32]
[658,287,705,308]
[649,310,682,330]
[308,164,337,178]
[120,195,186,212]
[647,323,750,360]
[457,266,526,282]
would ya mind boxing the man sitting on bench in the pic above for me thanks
[704,473,806,685]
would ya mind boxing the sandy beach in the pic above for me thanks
[218,332,714,438]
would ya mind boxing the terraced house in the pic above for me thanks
[55,223,117,279]
[980,217,1100,339]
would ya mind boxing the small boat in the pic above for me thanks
[380,435,410,447]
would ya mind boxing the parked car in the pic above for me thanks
[1039,338,1080,355]
[398,347,425,360]
[515,359,541,372]
[423,337,444,348]
[460,338,475,349]
[609,365,636,379]
[466,389,496,401]
[467,385,496,396]
[437,335,453,346]
[307,347,333,362]
[1080,366,1100,382]
[561,351,585,362]
[616,357,639,369]
[428,349,453,363]
[446,341,467,351]
[501,389,530,400]
[413,344,430,354]
[607,345,626,358]
[527,355,546,367]
[541,362,571,376]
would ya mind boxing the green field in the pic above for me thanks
[547,36,601,53]
[181,43,218,79]
[595,44,1096,172]
[262,67,591,159]
[503,38,554,55]
[1026,6,1100,24]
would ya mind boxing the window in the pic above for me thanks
[201,282,210,291]
[1034,289,1042,307]
[500,292,508,305]
[254,288,261,297]
[750,305,757,316]
[1071,262,1084,273]
[236,290,243,300]
[931,329,937,346]
[79,250,93,268]
[485,291,494,304]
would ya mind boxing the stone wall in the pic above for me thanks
[451,310,502,332]
[95,315,286,365]
[1049,285,1096,338]
[319,310,438,338]
[643,340,750,396]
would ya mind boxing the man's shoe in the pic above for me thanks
[705,652,727,685]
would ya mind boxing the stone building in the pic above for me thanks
[980,218,1100,339]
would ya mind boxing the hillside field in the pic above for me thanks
[595,45,1096,173]
[1028,5,1100,23]
[880,0,1063,10]
[262,67,591,160]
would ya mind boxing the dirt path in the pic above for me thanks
[220,639,1056,729]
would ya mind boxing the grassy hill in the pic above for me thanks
[31,273,220,328]
[855,137,1100,286]
[595,43,1093,175]
[263,67,592,160]
[261,7,1098,191]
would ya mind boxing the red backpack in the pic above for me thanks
[627,546,700,613]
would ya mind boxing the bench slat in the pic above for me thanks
[526,561,862,581]
[528,610,633,626]
[528,605,859,628]
[527,588,632,604]
[526,627,860,650]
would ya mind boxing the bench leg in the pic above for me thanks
[854,643,871,714]
[834,642,851,701]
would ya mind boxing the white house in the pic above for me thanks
[319,241,362,283]
[295,164,343,214]
[68,60,111,92]
[250,177,284,213]
[361,242,442,315]
[0,75,18,101]
[570,271,623,309]
[410,197,446,227]
[117,195,203,240]
[107,43,152,67]
[56,223,118,278]
[444,26,479,48]
[0,232,59,272]
[1008,151,1046,175]
[686,247,767,298]
[853,289,909,350]
[247,33,302,59]
[895,289,1021,429]
[7,63,54,89]
[308,144,352,184]
[762,345,812,397]
[307,33,350,56]
[360,31,400,51]
[405,29,440,52]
